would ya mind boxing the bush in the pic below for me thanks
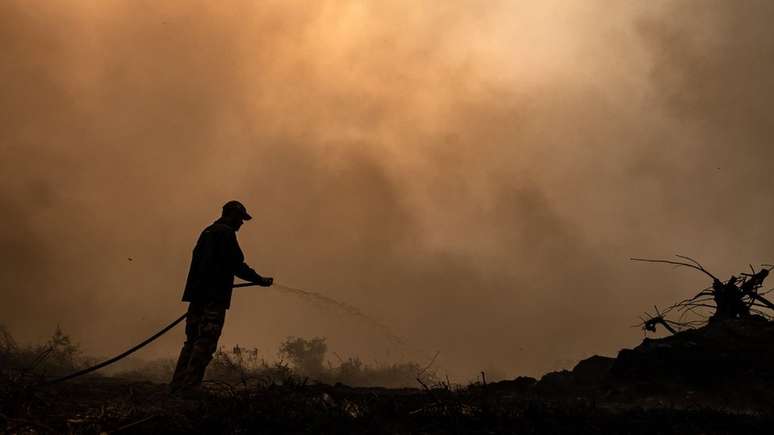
[205,337,435,388]
[278,336,327,377]
[0,327,435,389]
[0,324,87,383]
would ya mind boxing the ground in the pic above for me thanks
[4,318,774,434]
[4,376,773,434]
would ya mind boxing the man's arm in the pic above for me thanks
[225,231,273,286]
[235,262,272,286]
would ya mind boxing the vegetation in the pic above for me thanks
[206,336,435,389]
[0,324,89,385]
[3,315,774,433]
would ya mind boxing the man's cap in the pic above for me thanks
[222,200,252,220]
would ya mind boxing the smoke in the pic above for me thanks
[1,1,773,378]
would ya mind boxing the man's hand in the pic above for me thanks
[259,276,274,287]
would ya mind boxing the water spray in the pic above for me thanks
[238,281,405,346]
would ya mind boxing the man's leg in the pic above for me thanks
[181,304,226,388]
[170,345,193,391]
[169,304,203,391]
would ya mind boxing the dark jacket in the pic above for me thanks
[182,218,262,309]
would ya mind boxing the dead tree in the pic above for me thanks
[632,255,774,334]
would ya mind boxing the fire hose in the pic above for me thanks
[37,281,266,387]
[36,280,404,387]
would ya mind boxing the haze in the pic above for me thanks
[2,0,774,379]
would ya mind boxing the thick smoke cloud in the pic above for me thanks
[2,1,773,378]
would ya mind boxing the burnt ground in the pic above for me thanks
[3,377,773,434]
[4,318,774,434]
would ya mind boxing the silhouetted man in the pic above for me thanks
[170,200,273,393]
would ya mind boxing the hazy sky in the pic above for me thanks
[2,1,774,379]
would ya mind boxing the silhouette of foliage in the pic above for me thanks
[279,336,328,377]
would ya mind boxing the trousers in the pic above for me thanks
[170,302,226,390]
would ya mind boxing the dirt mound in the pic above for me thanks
[519,317,774,410]
[612,317,774,385]
[529,356,616,395]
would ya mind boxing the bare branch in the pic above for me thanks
[631,256,719,281]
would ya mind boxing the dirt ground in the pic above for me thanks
[3,375,773,434]
[5,318,774,434]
